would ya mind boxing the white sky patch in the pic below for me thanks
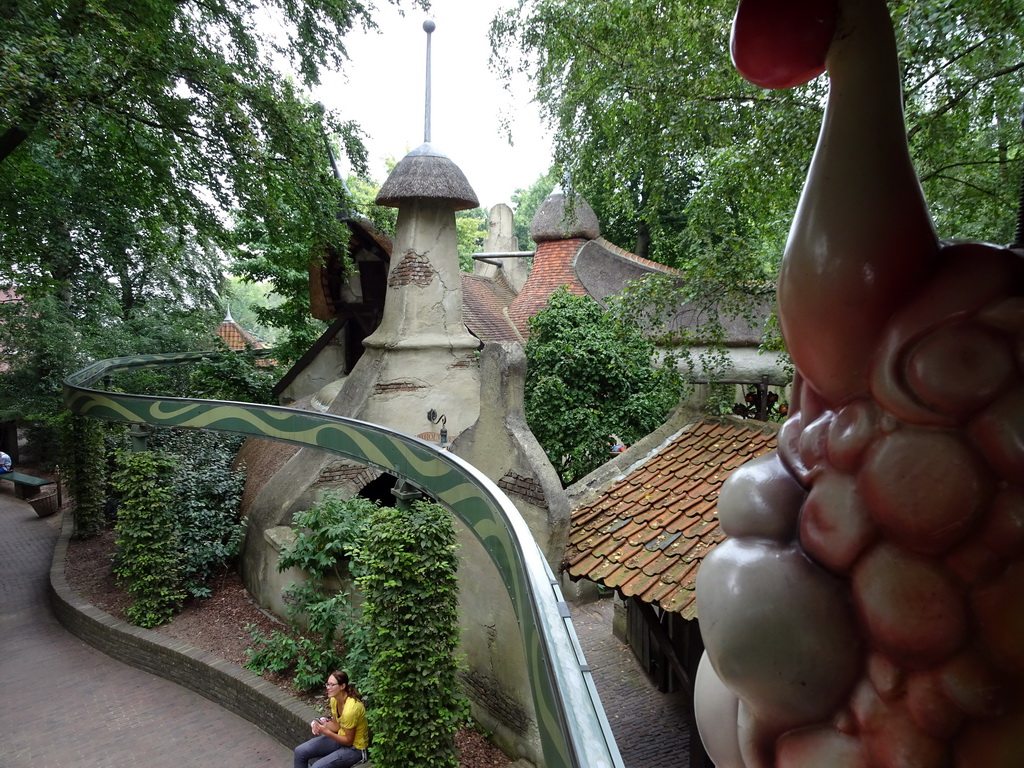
[311,0,553,210]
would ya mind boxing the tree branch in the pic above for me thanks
[103,104,204,140]
[908,60,1024,140]
[905,40,986,100]
[925,172,1001,198]
[918,157,1010,183]
[0,125,31,166]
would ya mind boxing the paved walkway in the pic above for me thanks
[0,494,292,768]
[570,598,695,768]
[0,489,690,768]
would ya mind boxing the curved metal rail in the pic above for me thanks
[65,352,624,768]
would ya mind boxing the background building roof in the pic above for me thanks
[216,311,264,351]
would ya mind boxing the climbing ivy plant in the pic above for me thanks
[360,500,465,768]
[61,413,107,539]
[246,493,467,764]
[111,450,184,627]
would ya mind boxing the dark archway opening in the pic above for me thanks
[357,472,398,505]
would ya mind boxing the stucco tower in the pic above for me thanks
[322,142,482,438]
[323,18,482,438]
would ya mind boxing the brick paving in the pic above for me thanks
[0,495,292,768]
[571,597,695,768]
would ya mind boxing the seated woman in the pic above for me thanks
[294,670,369,768]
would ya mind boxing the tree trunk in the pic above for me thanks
[635,219,651,259]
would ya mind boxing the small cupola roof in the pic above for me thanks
[530,186,601,242]
[375,142,479,210]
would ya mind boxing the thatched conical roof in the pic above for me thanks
[375,142,479,210]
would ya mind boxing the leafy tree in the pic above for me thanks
[456,207,488,271]
[491,1,741,264]
[228,199,331,367]
[0,289,267,450]
[492,0,1024,348]
[347,171,399,237]
[2,0,425,364]
[525,287,683,486]
[511,169,558,250]
[0,291,222,460]
[894,2,1024,243]
[0,295,87,429]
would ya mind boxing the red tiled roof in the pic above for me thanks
[506,238,589,338]
[565,417,779,619]
[461,273,521,343]
[217,318,263,351]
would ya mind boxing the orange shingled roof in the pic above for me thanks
[565,416,780,619]
[217,317,263,351]
[506,238,589,337]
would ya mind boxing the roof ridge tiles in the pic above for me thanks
[591,237,681,274]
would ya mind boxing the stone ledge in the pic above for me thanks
[47,513,317,750]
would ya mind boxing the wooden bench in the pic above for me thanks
[0,471,55,499]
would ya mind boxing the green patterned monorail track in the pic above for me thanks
[65,351,623,768]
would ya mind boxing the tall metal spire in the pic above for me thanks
[423,19,435,144]
[375,16,478,211]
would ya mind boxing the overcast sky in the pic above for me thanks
[310,0,553,211]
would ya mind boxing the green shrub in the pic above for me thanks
[188,345,277,404]
[245,494,376,693]
[525,286,682,485]
[107,426,248,578]
[68,423,245,613]
[163,431,246,597]
[111,450,184,627]
[360,500,465,768]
